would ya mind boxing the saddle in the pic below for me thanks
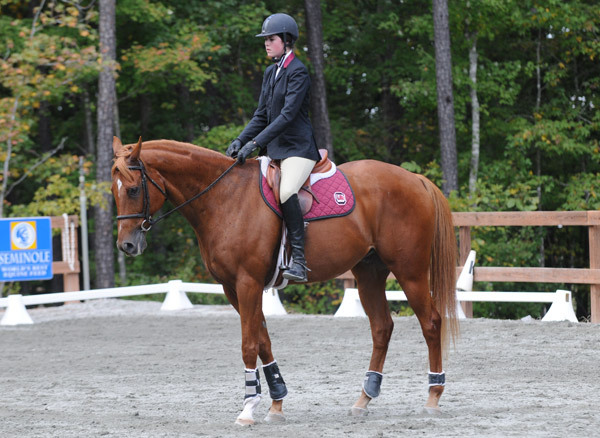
[265,149,333,214]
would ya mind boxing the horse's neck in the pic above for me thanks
[144,142,236,227]
[147,143,229,195]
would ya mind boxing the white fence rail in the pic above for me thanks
[334,250,578,322]
[0,280,286,326]
[335,287,577,322]
[0,250,579,326]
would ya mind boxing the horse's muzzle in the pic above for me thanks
[117,231,147,256]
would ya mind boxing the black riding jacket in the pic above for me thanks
[238,52,320,161]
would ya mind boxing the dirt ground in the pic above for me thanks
[1,299,598,437]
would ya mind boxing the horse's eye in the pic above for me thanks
[127,186,140,197]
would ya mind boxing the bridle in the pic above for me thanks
[115,159,167,232]
[116,158,238,232]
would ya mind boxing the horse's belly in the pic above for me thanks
[304,214,371,281]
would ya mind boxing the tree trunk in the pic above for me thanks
[432,0,458,195]
[94,0,116,289]
[113,98,127,285]
[534,28,544,268]
[468,34,480,197]
[304,0,334,160]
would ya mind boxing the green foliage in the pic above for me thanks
[473,301,546,319]
[280,281,343,314]
[2,0,600,319]
[7,154,106,217]
[194,123,245,153]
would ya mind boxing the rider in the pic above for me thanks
[226,13,320,283]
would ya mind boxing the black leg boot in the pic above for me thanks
[281,194,308,282]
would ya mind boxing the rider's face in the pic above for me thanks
[264,35,285,59]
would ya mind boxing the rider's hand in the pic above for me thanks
[226,138,243,158]
[237,141,259,165]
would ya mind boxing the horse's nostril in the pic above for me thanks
[122,241,135,253]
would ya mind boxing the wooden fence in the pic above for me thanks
[45,213,600,322]
[338,211,600,323]
[51,215,80,292]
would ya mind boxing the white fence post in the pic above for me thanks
[335,252,476,318]
[1,295,34,326]
[541,290,578,322]
[262,289,287,316]
[161,280,194,311]
[455,250,476,319]
[334,288,366,317]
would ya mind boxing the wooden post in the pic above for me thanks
[589,223,600,323]
[338,271,356,290]
[50,215,80,293]
[459,226,473,317]
[61,218,80,292]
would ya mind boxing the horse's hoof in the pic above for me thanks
[349,406,369,417]
[235,417,255,426]
[423,406,442,416]
[264,412,286,423]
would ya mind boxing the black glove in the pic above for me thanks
[237,141,259,165]
[226,138,243,158]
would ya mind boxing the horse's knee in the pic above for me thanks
[431,310,442,333]
[372,318,394,349]
[420,311,442,343]
[241,342,260,366]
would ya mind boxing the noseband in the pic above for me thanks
[116,158,238,232]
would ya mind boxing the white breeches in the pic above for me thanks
[279,157,316,203]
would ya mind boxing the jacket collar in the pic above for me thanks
[282,51,295,68]
[272,51,294,86]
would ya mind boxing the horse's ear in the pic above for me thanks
[112,136,123,156]
[129,136,143,162]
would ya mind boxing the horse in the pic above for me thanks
[111,136,459,425]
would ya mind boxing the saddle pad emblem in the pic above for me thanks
[260,169,355,222]
[334,192,347,206]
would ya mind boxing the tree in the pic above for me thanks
[1,1,98,217]
[304,0,333,159]
[95,0,116,288]
[2,0,600,318]
[467,33,479,198]
[432,0,458,196]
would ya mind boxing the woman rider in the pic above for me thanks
[226,13,320,283]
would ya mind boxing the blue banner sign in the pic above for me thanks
[0,217,53,281]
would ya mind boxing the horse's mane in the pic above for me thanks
[112,143,137,182]
[112,139,223,183]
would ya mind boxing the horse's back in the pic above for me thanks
[338,160,437,262]
[339,160,435,218]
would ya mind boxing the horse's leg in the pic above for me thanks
[232,282,264,426]
[396,274,445,414]
[227,281,289,426]
[349,256,393,416]
[224,285,287,424]
[257,319,287,423]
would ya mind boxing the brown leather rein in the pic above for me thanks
[116,159,238,232]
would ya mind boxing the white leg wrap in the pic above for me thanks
[237,394,262,422]
[236,368,262,423]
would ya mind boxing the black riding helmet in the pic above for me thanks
[256,13,299,49]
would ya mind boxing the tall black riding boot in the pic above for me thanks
[281,194,308,282]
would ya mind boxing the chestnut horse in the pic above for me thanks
[111,137,458,425]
